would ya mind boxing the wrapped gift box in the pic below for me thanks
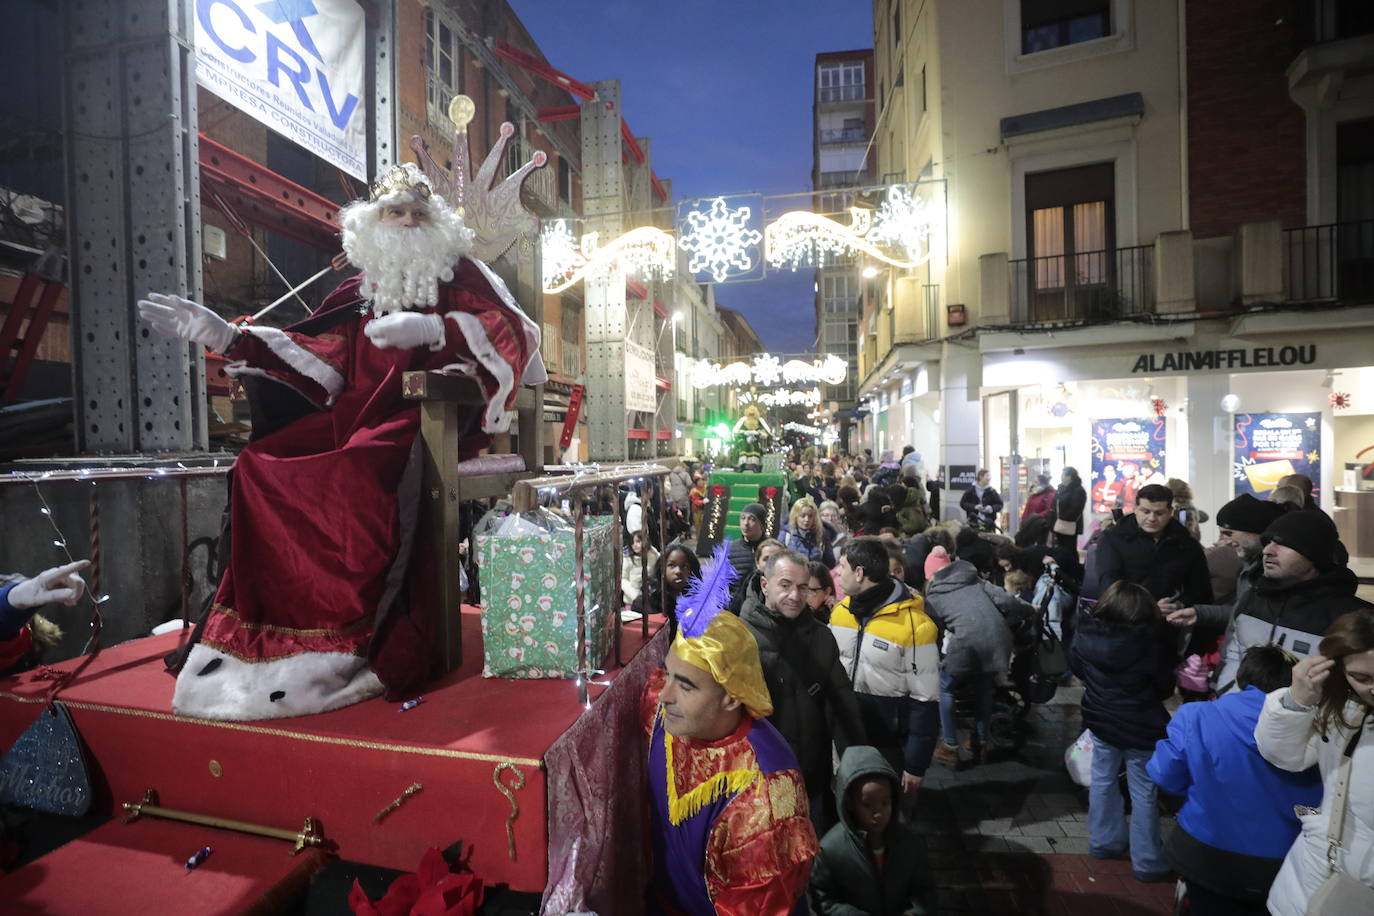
[476,516,616,678]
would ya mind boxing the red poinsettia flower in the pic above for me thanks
[711,485,725,497]
[349,848,483,916]
[764,486,779,499]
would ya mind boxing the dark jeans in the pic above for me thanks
[939,666,996,746]
[1183,880,1270,916]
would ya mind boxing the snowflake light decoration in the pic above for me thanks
[679,198,763,282]
[751,354,783,386]
[866,184,934,261]
[540,219,584,291]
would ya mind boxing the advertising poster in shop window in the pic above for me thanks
[1090,417,1167,513]
[1232,412,1321,499]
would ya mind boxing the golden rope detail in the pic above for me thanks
[0,692,541,766]
[493,762,526,861]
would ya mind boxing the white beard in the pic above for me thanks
[340,199,474,315]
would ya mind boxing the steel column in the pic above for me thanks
[367,0,396,177]
[65,0,205,453]
[583,81,628,461]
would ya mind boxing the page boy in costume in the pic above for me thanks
[138,108,546,721]
[0,560,86,674]
[641,546,818,914]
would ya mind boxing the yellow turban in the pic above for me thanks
[670,611,773,719]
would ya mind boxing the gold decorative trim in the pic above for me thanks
[662,712,756,826]
[196,640,366,665]
[0,692,542,767]
[214,604,372,639]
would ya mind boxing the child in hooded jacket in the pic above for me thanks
[1070,579,1178,883]
[810,745,933,915]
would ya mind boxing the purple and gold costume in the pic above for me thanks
[642,670,817,915]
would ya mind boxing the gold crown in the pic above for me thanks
[368,163,433,203]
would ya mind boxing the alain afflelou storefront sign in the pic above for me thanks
[1131,345,1317,374]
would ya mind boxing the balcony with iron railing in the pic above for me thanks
[1282,219,1374,306]
[1008,245,1154,324]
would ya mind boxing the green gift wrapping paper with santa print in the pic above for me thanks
[475,517,617,678]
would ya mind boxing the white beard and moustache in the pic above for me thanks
[339,197,474,315]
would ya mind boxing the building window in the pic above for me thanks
[892,3,901,52]
[920,65,927,112]
[818,62,864,102]
[541,322,560,371]
[1025,162,1115,320]
[822,274,858,312]
[424,7,461,128]
[558,157,572,204]
[1020,0,1110,54]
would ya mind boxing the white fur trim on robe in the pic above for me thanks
[231,326,346,404]
[446,310,517,434]
[467,257,548,385]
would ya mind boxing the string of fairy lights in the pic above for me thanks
[4,464,233,649]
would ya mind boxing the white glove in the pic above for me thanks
[364,312,445,350]
[8,560,90,610]
[137,292,239,354]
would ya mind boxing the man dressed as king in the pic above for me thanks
[138,153,544,721]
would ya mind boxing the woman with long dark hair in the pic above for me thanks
[1254,609,1374,915]
[1052,467,1087,550]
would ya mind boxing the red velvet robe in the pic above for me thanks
[198,258,542,700]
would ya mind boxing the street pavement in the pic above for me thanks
[913,685,1180,915]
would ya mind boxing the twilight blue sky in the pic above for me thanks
[508,0,874,354]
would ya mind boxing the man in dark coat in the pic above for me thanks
[1162,493,1289,631]
[727,503,769,579]
[741,548,865,829]
[1211,509,1371,694]
[1093,483,1212,607]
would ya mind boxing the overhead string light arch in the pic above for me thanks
[538,179,946,293]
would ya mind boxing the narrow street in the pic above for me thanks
[916,687,1178,916]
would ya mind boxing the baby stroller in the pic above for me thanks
[968,561,1072,754]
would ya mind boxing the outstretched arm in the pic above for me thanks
[137,293,239,353]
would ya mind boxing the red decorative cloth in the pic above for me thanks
[0,627,32,673]
[349,847,483,916]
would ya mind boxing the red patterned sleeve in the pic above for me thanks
[0,626,33,671]
[705,768,819,916]
[642,669,667,738]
